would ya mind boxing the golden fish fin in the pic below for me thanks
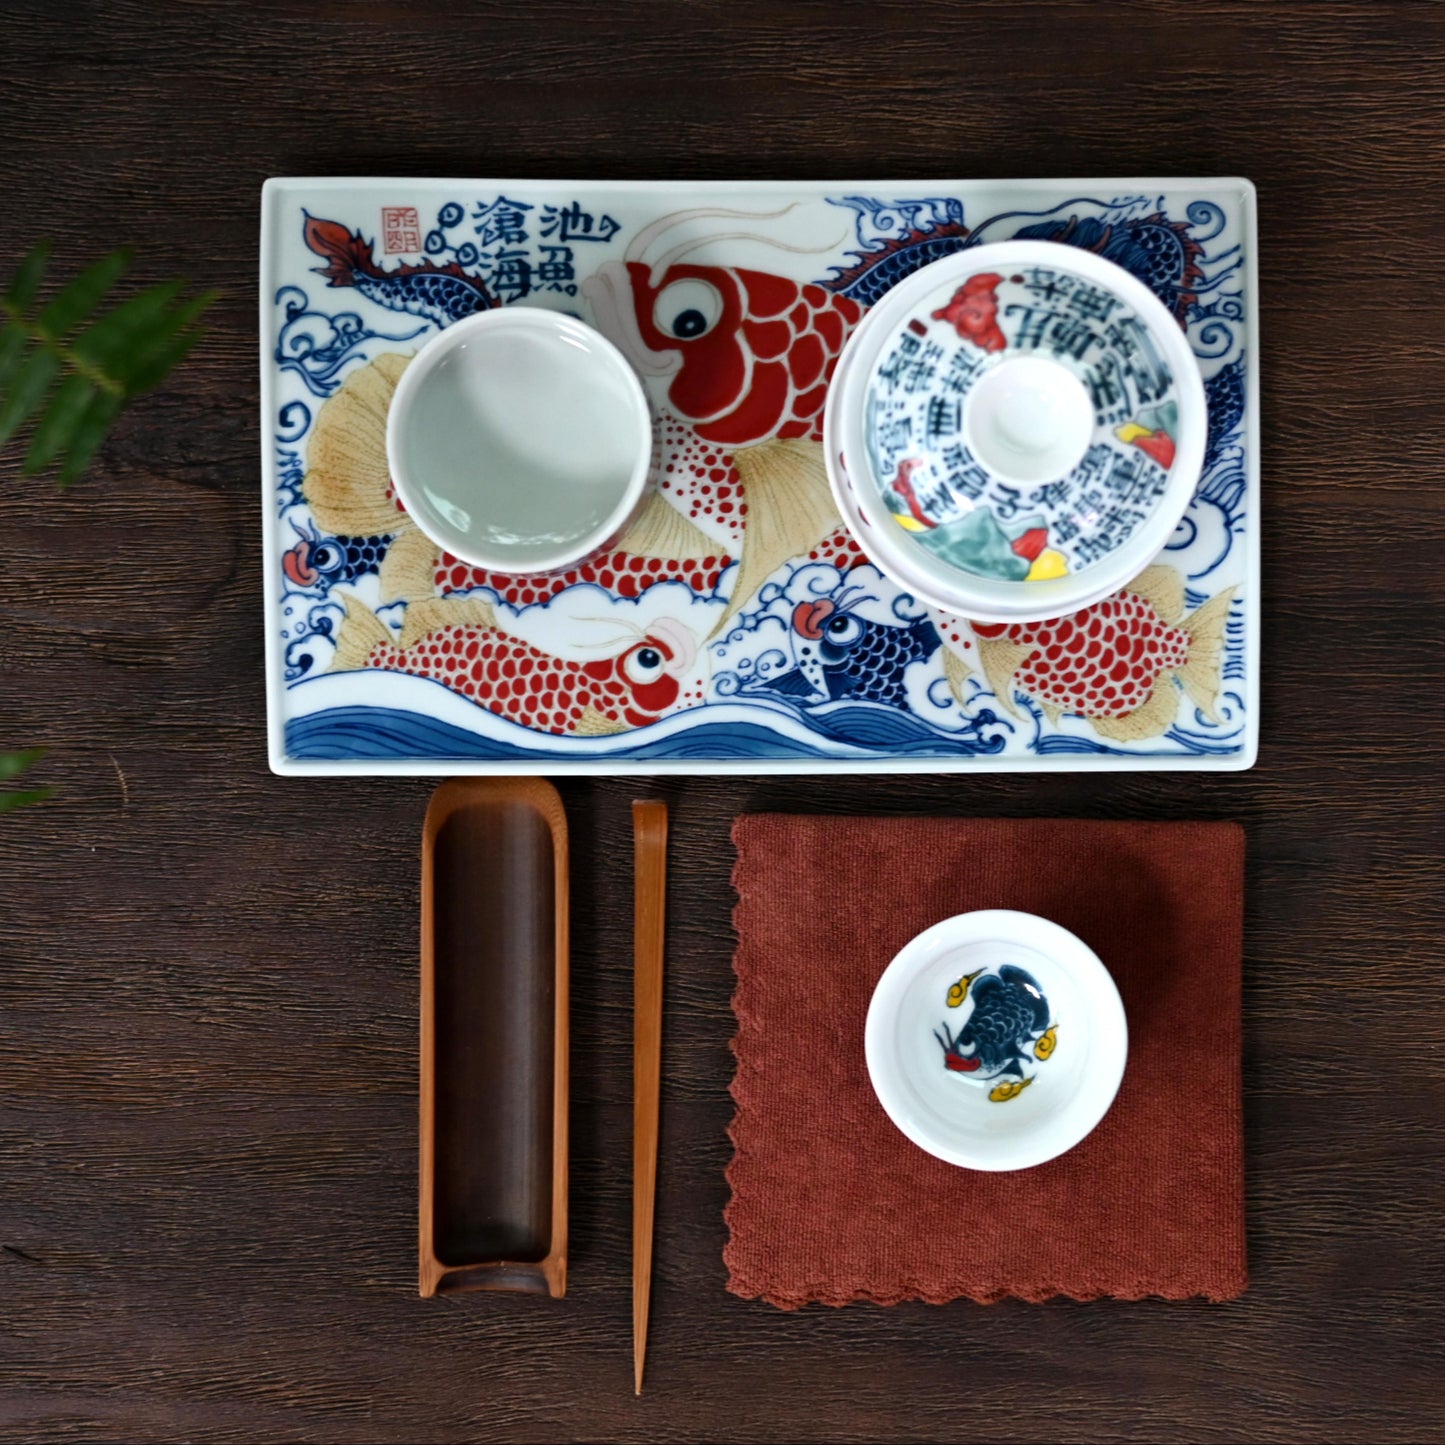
[331,593,394,673]
[303,352,412,536]
[708,438,840,638]
[379,527,441,604]
[1039,699,1064,726]
[1176,586,1237,722]
[975,636,1033,719]
[572,704,627,737]
[941,647,973,708]
[1090,675,1181,741]
[615,488,719,561]
[1123,563,1185,624]
[398,597,498,649]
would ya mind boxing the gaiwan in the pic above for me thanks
[825,240,1207,625]
[865,910,1128,1171]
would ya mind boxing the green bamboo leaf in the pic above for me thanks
[112,289,216,394]
[154,289,216,342]
[23,373,96,475]
[0,321,26,392]
[0,346,60,448]
[0,787,53,814]
[56,389,122,487]
[123,322,206,396]
[37,248,131,339]
[0,747,45,781]
[72,280,183,371]
[5,241,50,310]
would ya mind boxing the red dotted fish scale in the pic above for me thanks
[435,548,731,605]
[678,680,707,708]
[1001,591,1191,718]
[932,610,975,654]
[655,414,748,540]
[364,630,633,736]
[807,526,869,573]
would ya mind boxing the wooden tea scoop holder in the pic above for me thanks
[632,801,668,1394]
[418,779,569,1299]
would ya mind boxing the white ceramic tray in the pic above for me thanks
[260,177,1258,774]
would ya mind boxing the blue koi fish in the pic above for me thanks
[282,518,393,590]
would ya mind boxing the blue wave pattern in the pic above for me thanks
[274,285,425,397]
[288,704,1006,762]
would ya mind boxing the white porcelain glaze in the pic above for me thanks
[386,308,652,574]
[962,354,1095,486]
[865,910,1127,1171]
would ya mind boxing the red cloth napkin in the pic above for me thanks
[725,816,1246,1308]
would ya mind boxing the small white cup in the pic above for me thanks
[865,910,1127,1171]
[386,307,653,574]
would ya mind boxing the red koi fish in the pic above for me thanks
[331,597,702,736]
[581,218,873,619]
[584,230,864,449]
[971,565,1235,741]
[302,210,887,619]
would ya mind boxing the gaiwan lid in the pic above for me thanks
[828,241,1206,624]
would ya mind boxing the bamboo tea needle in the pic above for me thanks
[632,800,668,1396]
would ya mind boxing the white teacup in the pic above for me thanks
[865,910,1128,1171]
[386,307,652,574]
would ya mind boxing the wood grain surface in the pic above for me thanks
[2,2,1443,1441]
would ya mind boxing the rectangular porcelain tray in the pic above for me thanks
[261,177,1258,774]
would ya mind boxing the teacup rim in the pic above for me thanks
[385,306,654,576]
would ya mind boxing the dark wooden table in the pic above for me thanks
[3,3,1443,1441]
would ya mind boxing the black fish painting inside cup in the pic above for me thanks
[934,965,1057,1102]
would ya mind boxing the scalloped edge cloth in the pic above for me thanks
[724,816,1246,1309]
